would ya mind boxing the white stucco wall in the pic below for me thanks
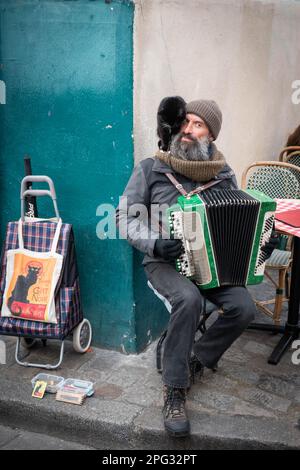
[133,0,300,184]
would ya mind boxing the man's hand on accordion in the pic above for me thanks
[261,230,281,260]
[154,239,183,261]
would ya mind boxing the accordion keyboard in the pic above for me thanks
[169,211,195,277]
[255,212,275,275]
[169,210,212,284]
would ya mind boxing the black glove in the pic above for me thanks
[154,239,183,261]
[261,230,280,260]
[157,96,186,151]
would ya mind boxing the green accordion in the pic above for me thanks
[167,189,277,289]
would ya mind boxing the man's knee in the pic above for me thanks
[238,302,255,326]
[229,299,255,326]
[173,284,203,315]
[222,290,256,326]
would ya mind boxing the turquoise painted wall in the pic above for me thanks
[0,0,168,353]
[0,0,141,351]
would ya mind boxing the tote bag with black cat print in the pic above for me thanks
[1,219,63,324]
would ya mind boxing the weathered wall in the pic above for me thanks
[0,0,137,352]
[134,0,300,184]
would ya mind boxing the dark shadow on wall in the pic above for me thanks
[133,250,169,353]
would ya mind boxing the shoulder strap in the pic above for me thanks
[165,172,225,197]
[165,173,188,196]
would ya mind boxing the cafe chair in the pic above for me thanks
[241,161,300,324]
[279,146,300,164]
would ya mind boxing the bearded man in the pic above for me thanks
[117,97,277,438]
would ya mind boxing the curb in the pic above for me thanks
[0,386,299,450]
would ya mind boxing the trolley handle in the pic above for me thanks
[23,189,52,198]
[20,176,60,221]
[21,175,57,199]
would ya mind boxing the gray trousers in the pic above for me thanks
[145,262,256,389]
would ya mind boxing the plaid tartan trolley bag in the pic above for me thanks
[0,176,92,369]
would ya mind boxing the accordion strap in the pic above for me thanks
[165,172,227,197]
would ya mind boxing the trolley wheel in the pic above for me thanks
[21,337,38,349]
[73,319,92,353]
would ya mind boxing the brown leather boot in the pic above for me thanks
[162,385,190,437]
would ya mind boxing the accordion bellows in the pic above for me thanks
[168,189,277,289]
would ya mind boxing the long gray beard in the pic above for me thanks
[170,132,211,161]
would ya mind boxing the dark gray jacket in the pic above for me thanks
[117,157,238,265]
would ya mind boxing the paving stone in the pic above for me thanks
[241,388,292,413]
[189,387,275,419]
[104,366,151,388]
[243,341,274,356]
[231,401,277,419]
[121,382,162,408]
[219,365,260,386]
[257,375,297,401]
[82,350,126,372]
[202,372,239,391]
[220,348,252,365]
[191,388,239,412]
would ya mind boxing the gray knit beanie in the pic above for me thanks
[186,99,222,140]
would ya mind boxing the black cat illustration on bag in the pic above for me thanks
[7,265,41,316]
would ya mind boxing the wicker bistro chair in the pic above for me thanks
[241,161,300,324]
[279,147,300,188]
[279,146,300,164]
[285,150,300,167]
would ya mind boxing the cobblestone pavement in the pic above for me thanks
[0,278,299,449]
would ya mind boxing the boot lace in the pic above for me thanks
[164,388,186,419]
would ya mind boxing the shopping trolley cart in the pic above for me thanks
[0,176,92,369]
